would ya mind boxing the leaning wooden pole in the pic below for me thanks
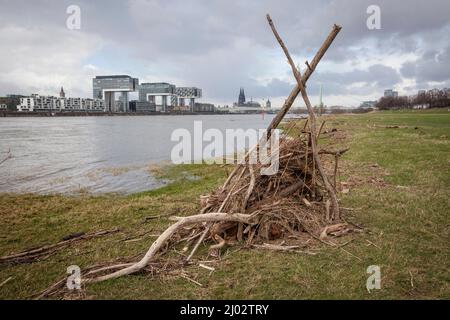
[222,21,341,190]
[266,20,342,137]
[266,14,342,220]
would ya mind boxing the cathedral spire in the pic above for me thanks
[238,87,246,105]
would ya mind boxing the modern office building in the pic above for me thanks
[138,83,203,112]
[384,89,399,98]
[93,75,139,112]
[91,76,206,113]
[175,87,202,112]
[193,102,215,113]
[129,100,156,112]
[138,82,177,112]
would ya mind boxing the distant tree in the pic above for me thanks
[411,89,449,108]
[329,107,346,114]
[376,96,410,110]
[430,89,450,108]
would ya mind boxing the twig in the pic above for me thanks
[0,276,12,288]
[251,243,317,255]
[186,227,209,263]
[317,121,326,139]
[143,213,172,221]
[340,248,362,261]
[365,239,380,249]
[199,263,215,272]
[180,274,203,287]
[409,270,414,288]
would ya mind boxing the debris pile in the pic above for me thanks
[38,14,358,299]
[199,133,350,249]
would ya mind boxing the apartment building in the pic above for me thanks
[17,95,105,112]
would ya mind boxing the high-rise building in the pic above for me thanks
[384,89,398,98]
[93,75,139,112]
[138,82,176,112]
[138,83,202,112]
[175,87,202,112]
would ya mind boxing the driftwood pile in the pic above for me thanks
[198,135,351,249]
[38,15,357,298]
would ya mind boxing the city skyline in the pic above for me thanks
[0,0,449,108]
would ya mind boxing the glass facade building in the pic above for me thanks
[138,83,177,112]
[92,75,139,112]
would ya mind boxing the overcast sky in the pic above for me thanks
[0,0,449,107]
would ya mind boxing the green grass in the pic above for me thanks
[0,109,449,299]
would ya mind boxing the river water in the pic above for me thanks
[0,114,279,194]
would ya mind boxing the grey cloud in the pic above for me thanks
[307,64,401,95]
[401,46,450,84]
[0,0,449,104]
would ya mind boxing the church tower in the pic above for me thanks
[238,87,246,106]
[60,86,65,98]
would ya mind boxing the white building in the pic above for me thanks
[0,103,7,110]
[17,95,105,112]
[384,89,399,98]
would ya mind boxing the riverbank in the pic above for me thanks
[0,111,279,117]
[0,110,448,299]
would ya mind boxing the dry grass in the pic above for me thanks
[0,109,449,299]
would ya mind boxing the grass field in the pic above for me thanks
[0,109,449,299]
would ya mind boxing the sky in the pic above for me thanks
[0,0,449,108]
